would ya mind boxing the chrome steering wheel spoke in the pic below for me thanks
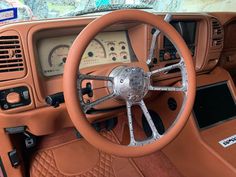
[77,73,115,112]
[149,85,186,92]
[78,73,114,82]
[149,62,182,75]
[147,58,188,93]
[139,100,161,138]
[146,13,172,65]
[126,100,161,147]
[81,92,116,113]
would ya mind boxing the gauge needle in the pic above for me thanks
[58,62,64,66]
[58,57,67,66]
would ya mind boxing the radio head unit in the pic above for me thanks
[160,21,197,61]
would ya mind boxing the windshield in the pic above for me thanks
[0,0,235,25]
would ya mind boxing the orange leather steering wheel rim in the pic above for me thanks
[63,9,196,157]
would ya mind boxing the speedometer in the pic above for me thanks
[83,39,106,59]
[80,39,107,68]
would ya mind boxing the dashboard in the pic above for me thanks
[37,31,132,76]
[0,13,225,115]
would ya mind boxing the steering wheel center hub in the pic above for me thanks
[109,66,149,102]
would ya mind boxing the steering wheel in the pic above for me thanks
[63,10,196,157]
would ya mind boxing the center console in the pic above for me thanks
[161,67,236,177]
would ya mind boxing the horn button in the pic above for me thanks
[109,66,150,103]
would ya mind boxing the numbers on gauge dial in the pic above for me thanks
[48,45,69,68]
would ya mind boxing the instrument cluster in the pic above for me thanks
[37,31,131,77]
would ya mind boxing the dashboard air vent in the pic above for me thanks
[211,18,224,48]
[212,38,223,47]
[0,34,26,81]
[212,19,223,35]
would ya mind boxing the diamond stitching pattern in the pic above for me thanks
[30,131,117,177]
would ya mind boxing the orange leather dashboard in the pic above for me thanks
[0,12,233,135]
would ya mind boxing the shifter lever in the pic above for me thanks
[146,13,172,65]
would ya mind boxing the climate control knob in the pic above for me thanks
[164,52,171,60]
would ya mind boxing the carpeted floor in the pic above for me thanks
[30,115,183,177]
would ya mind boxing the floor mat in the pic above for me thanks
[30,131,143,177]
